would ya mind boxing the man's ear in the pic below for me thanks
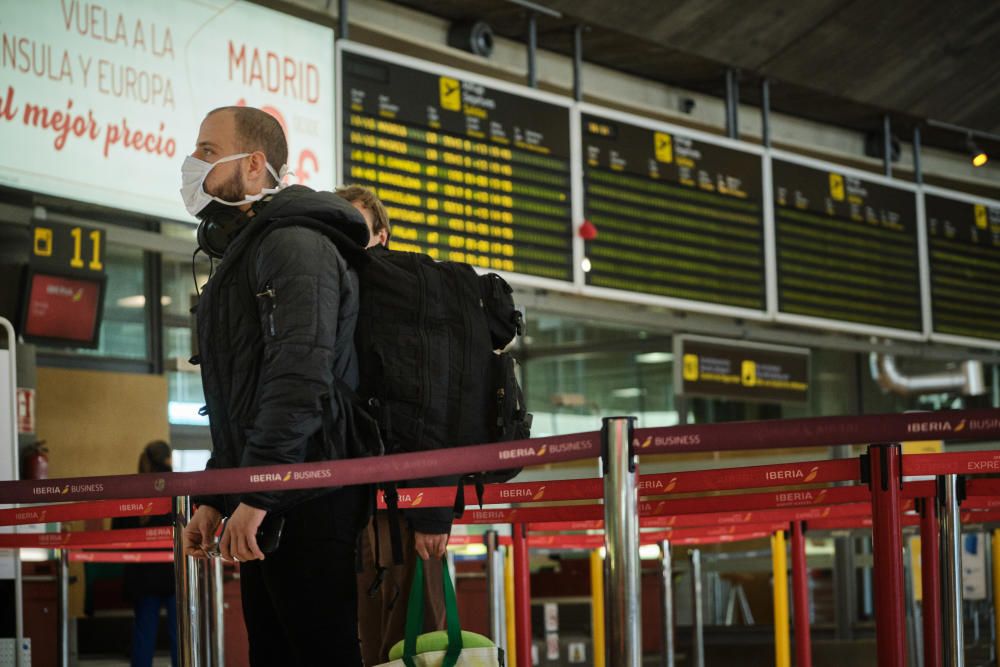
[245,151,271,192]
[378,230,389,247]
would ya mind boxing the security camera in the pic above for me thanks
[679,97,696,114]
[447,21,495,58]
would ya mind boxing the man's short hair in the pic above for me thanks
[335,184,391,242]
[209,106,288,183]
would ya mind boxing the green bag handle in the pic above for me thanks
[402,557,464,667]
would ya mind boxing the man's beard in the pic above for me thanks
[207,167,247,203]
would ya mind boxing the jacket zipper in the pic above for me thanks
[257,282,277,337]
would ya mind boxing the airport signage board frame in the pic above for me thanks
[575,102,771,321]
[673,334,810,403]
[921,184,1000,350]
[768,148,928,341]
[335,40,580,294]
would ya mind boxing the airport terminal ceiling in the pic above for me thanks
[386,0,1000,157]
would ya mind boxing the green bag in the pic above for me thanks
[380,558,504,667]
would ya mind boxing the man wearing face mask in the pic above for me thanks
[178,106,370,665]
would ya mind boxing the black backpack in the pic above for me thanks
[246,220,532,495]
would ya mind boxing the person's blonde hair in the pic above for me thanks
[335,184,390,242]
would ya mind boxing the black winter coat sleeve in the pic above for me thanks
[402,474,459,534]
[239,224,346,510]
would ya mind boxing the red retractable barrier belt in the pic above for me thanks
[668,531,772,546]
[808,515,920,532]
[445,534,513,547]
[0,526,172,549]
[529,502,873,533]
[382,458,861,510]
[0,431,601,504]
[962,497,1000,510]
[635,409,1000,455]
[961,510,1000,524]
[70,551,174,563]
[966,478,1000,497]
[642,484,870,515]
[904,450,1000,476]
[0,498,171,527]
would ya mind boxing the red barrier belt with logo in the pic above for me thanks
[905,451,1000,476]
[529,502,874,533]
[0,527,173,549]
[635,409,1000,455]
[380,457,860,510]
[963,497,1000,510]
[0,431,601,505]
[0,498,171,527]
[961,510,1000,524]
[70,551,174,563]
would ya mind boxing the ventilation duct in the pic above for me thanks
[869,353,986,396]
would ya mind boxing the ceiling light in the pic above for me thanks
[968,134,989,167]
[636,352,673,364]
[581,257,592,273]
[611,387,644,398]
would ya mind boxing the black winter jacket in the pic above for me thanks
[193,186,369,514]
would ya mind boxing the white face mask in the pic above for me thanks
[180,152,288,216]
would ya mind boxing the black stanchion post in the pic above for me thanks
[601,416,639,667]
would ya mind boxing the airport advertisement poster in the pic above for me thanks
[0,0,335,221]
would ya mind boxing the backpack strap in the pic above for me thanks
[382,483,405,567]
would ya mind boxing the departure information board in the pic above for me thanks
[340,47,574,282]
[772,158,922,333]
[580,112,766,313]
[925,192,1000,342]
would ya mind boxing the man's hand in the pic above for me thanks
[414,531,449,560]
[182,505,223,559]
[219,503,268,562]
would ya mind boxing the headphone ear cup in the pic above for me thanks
[197,218,230,259]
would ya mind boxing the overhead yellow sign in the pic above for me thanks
[439,76,461,111]
[828,173,845,201]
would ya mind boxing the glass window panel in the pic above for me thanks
[75,243,148,360]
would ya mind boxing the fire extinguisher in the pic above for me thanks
[21,441,49,480]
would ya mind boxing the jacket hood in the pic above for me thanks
[260,185,370,247]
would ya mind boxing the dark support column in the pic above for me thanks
[725,69,740,139]
[338,0,348,40]
[761,78,771,149]
[572,24,584,102]
[883,115,893,177]
[526,13,538,88]
[867,443,906,667]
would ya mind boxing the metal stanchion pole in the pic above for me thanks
[920,498,942,667]
[791,521,812,667]
[940,474,965,667]
[174,496,200,667]
[58,549,69,667]
[601,416,640,667]
[204,557,224,667]
[512,522,532,667]
[485,530,504,645]
[661,539,674,667]
[868,444,906,667]
[691,548,705,667]
[772,531,791,667]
